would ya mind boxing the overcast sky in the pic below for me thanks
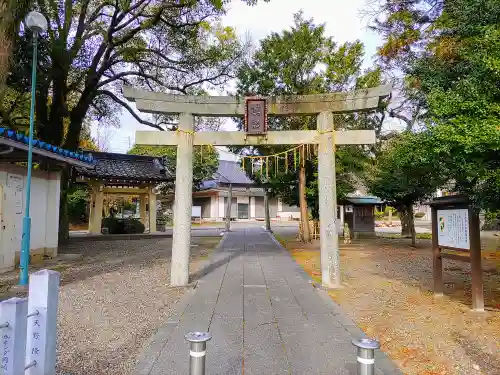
[92,0,384,155]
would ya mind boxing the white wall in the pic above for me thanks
[250,197,256,218]
[210,196,218,219]
[0,165,60,273]
[218,196,225,219]
[277,198,301,220]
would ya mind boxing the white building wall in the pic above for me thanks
[218,196,225,219]
[0,165,60,273]
[236,196,249,204]
[45,174,60,250]
[210,196,218,220]
[250,197,256,218]
[277,198,301,220]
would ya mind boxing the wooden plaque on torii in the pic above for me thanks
[244,98,268,135]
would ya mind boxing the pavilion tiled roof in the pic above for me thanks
[75,152,173,183]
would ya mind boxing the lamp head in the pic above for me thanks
[25,11,48,34]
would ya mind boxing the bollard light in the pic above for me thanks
[352,338,380,375]
[185,331,212,375]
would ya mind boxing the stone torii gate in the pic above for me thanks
[123,85,392,288]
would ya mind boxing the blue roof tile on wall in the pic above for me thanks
[0,127,94,165]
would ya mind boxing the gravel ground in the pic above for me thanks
[281,236,500,375]
[0,236,221,375]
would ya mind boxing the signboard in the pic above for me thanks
[437,209,470,249]
[7,174,23,214]
[191,206,202,218]
[345,205,353,213]
[245,98,267,135]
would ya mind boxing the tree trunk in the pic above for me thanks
[400,206,412,238]
[225,184,232,232]
[58,168,71,244]
[408,204,416,247]
[264,188,271,232]
[299,147,310,242]
[0,2,13,117]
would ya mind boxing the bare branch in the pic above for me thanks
[389,109,412,127]
[69,0,91,60]
[97,89,165,131]
[97,71,185,92]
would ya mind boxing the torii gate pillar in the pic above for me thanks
[171,113,194,286]
[317,111,340,287]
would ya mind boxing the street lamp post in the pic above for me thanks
[19,11,48,286]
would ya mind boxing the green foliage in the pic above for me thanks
[483,210,500,231]
[372,0,500,211]
[384,206,396,215]
[128,144,218,193]
[122,200,136,212]
[235,13,386,218]
[366,131,445,208]
[67,186,89,224]
[102,218,145,234]
[374,209,385,220]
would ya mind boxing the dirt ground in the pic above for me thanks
[0,236,221,375]
[280,236,500,375]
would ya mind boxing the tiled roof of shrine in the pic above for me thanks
[75,152,173,183]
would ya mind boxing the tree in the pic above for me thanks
[371,0,500,211]
[4,0,267,241]
[366,131,445,246]
[5,1,268,148]
[235,12,386,240]
[0,0,31,110]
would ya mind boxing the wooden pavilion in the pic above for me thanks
[74,152,174,234]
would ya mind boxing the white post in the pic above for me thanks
[148,187,157,233]
[210,196,217,220]
[340,205,345,233]
[0,297,28,375]
[25,270,60,375]
[139,194,147,225]
[317,111,340,288]
[90,184,103,235]
[250,197,256,219]
[218,196,225,220]
[171,113,194,286]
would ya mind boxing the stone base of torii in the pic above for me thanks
[123,84,391,288]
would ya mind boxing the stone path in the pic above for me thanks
[134,227,401,375]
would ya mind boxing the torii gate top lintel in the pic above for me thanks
[122,84,392,117]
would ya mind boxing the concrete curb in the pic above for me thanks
[132,233,228,375]
[266,231,403,375]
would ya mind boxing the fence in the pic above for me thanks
[0,270,59,375]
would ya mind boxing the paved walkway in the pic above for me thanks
[134,227,401,375]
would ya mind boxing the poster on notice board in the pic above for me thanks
[437,209,470,249]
